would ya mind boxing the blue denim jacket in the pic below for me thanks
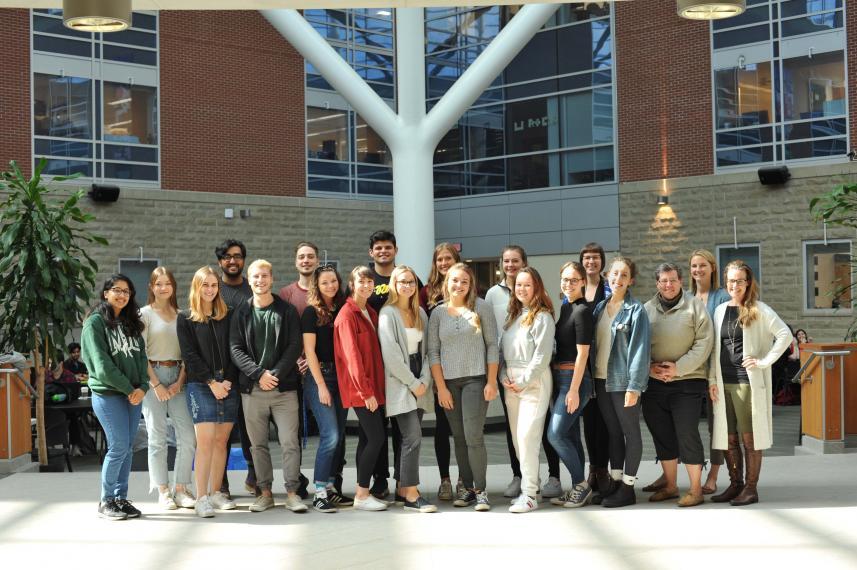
[591,293,651,394]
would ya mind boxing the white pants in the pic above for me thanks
[504,367,552,498]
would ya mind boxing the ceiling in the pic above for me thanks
[2,1,612,9]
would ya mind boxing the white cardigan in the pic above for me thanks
[708,301,791,450]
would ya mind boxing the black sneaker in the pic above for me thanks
[370,478,389,500]
[327,489,354,507]
[394,493,406,506]
[97,499,127,521]
[115,499,142,518]
[297,473,310,500]
[453,489,477,508]
[313,493,338,513]
[404,496,437,513]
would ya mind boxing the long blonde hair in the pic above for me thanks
[386,265,421,325]
[689,249,720,294]
[426,243,461,309]
[147,266,179,310]
[442,263,481,331]
[187,266,228,323]
[724,260,759,327]
[506,267,554,329]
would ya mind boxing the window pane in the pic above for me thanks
[103,144,158,162]
[506,98,555,155]
[505,30,557,84]
[713,24,769,49]
[508,153,559,191]
[781,51,845,121]
[713,5,769,29]
[461,6,500,45]
[102,44,157,66]
[33,15,91,39]
[308,177,350,194]
[715,63,773,129]
[780,0,841,17]
[357,180,393,196]
[716,145,774,166]
[35,138,92,158]
[783,118,846,140]
[785,137,846,159]
[132,12,157,31]
[103,82,158,144]
[33,74,93,139]
[466,106,505,159]
[562,147,614,185]
[433,163,466,198]
[718,246,762,292]
[308,160,350,177]
[33,34,91,57]
[468,158,506,194]
[805,241,851,309]
[357,164,392,180]
[355,115,391,165]
[108,29,157,48]
[40,158,92,177]
[434,125,464,163]
[561,88,613,147]
[104,162,158,180]
[781,11,843,36]
[306,107,348,161]
[716,127,774,148]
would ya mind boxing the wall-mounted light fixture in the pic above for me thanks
[677,0,745,20]
[64,0,131,32]
[657,195,669,206]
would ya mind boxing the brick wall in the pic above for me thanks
[0,10,31,176]
[160,11,305,197]
[615,1,713,182]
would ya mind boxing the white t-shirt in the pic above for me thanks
[405,327,423,355]
[140,305,182,361]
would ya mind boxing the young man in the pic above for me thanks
[63,342,88,382]
[278,241,319,316]
[230,260,307,513]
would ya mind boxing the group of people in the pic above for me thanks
[79,231,792,521]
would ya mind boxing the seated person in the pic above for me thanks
[63,342,88,382]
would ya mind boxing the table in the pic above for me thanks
[46,397,106,460]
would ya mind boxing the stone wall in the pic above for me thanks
[618,163,857,342]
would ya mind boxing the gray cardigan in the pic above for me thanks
[427,297,500,380]
[378,305,433,416]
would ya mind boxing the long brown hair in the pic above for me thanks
[386,265,421,325]
[506,267,554,329]
[307,265,345,326]
[724,260,759,326]
[147,266,179,310]
[442,263,481,331]
[689,248,720,294]
[187,266,228,323]
[426,243,461,308]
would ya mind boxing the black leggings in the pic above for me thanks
[583,390,611,469]
[434,397,452,479]
[355,406,386,488]
[595,379,642,477]
[499,381,560,478]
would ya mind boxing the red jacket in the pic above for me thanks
[333,297,385,408]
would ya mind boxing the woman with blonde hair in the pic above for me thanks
[379,265,436,512]
[428,262,499,511]
[177,266,240,517]
[141,267,197,511]
[709,260,790,506]
[500,267,555,513]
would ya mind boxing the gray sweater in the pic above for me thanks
[378,305,433,416]
[427,298,499,380]
[499,309,555,388]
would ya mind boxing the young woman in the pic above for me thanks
[379,265,436,513]
[709,260,791,506]
[500,267,555,513]
[428,263,499,512]
[547,262,594,508]
[177,266,240,518]
[418,242,462,501]
[141,267,197,511]
[334,266,387,511]
[591,256,651,508]
[81,274,149,521]
[302,264,353,512]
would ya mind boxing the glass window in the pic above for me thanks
[506,98,555,155]
[355,115,391,165]
[33,34,92,57]
[306,107,349,161]
[103,82,158,145]
[715,63,774,129]
[781,51,845,121]
[804,240,852,310]
[561,88,613,147]
[717,245,762,293]
[308,177,350,194]
[33,74,93,139]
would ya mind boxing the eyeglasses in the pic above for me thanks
[397,280,417,287]
[220,254,244,261]
[109,288,131,297]
[657,279,681,286]
[726,279,748,286]
[561,278,583,285]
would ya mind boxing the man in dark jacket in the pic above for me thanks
[230,259,306,513]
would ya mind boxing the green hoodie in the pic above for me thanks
[81,312,149,396]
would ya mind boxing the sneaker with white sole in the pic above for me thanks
[509,494,538,513]
[249,495,275,512]
[158,490,177,510]
[313,491,338,513]
[327,488,354,507]
[475,491,491,512]
[210,491,237,511]
[194,495,215,518]
[437,479,453,501]
[504,476,522,498]
[455,478,464,496]
[284,494,308,513]
[173,488,196,509]
[453,488,476,507]
[564,482,593,508]
[353,495,388,511]
[550,491,572,507]
[404,496,437,513]
[97,499,127,521]
[541,476,563,499]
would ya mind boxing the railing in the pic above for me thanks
[0,368,36,398]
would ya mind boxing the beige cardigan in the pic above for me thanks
[708,301,791,450]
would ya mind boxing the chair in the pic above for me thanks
[42,407,74,472]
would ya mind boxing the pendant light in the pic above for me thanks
[677,0,746,20]
[63,0,131,32]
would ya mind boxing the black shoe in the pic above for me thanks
[404,496,438,513]
[297,473,310,500]
[313,493,338,513]
[114,499,142,518]
[602,483,636,508]
[370,478,389,500]
[394,493,406,506]
[327,488,354,507]
[98,499,128,521]
[453,489,477,508]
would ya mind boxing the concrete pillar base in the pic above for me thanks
[795,435,846,455]
[0,453,38,475]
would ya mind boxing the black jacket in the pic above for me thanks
[176,310,239,384]
[230,296,302,393]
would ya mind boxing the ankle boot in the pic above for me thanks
[590,468,612,505]
[602,482,636,508]
[711,434,744,503]
[731,433,761,506]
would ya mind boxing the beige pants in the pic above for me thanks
[241,388,300,492]
[504,367,553,498]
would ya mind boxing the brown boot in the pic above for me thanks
[711,434,744,503]
[731,433,761,506]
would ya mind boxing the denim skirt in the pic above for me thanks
[186,382,239,424]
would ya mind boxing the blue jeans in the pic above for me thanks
[304,367,347,487]
[546,370,592,485]
[92,392,142,501]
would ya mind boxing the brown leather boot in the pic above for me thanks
[711,433,744,503]
[731,433,761,506]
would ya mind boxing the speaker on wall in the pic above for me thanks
[89,184,120,202]
[757,166,790,186]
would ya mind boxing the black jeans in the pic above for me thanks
[595,378,642,477]
[355,406,386,488]
[499,381,560,478]
[642,378,706,465]
[434,397,452,479]
[222,398,255,491]
[583,390,611,470]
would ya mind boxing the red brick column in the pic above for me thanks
[0,9,32,176]
[847,0,857,154]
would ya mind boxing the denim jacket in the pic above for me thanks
[591,293,651,394]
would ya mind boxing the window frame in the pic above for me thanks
[802,238,853,315]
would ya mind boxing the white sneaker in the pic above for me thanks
[509,494,538,513]
[249,495,275,512]
[210,491,237,511]
[504,476,522,498]
[284,494,308,513]
[158,490,177,510]
[541,476,563,499]
[194,495,215,518]
[173,488,196,509]
[354,495,388,511]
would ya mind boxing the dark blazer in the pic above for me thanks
[230,296,302,393]
[177,309,239,384]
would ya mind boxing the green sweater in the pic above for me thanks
[81,312,149,396]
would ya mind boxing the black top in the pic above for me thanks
[720,306,749,384]
[555,298,594,364]
[220,278,252,310]
[367,267,424,313]
[63,358,87,375]
[584,279,609,312]
[176,310,239,384]
[301,305,337,364]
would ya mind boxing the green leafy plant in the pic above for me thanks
[0,158,107,464]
